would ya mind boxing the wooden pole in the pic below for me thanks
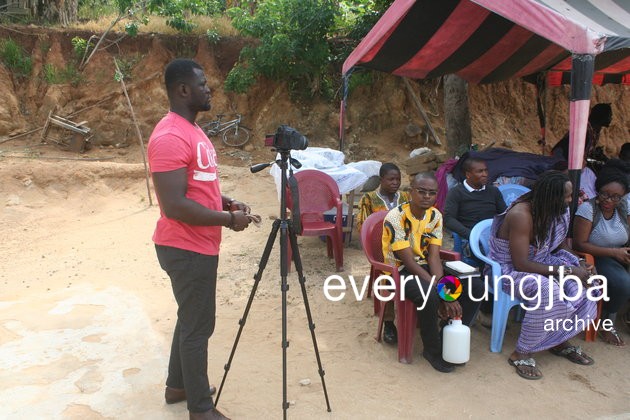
[114,58,153,206]
[402,77,441,145]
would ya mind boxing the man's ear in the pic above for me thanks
[176,81,189,97]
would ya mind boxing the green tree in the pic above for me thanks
[225,0,338,97]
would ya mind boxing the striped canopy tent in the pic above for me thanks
[341,0,630,182]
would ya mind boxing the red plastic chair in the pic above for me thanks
[360,210,460,363]
[288,169,344,272]
[566,238,601,342]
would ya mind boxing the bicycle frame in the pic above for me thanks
[202,114,242,136]
[199,114,251,147]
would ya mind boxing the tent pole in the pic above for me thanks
[535,73,546,155]
[568,53,594,226]
[339,71,352,151]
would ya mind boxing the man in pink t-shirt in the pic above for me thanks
[148,59,251,420]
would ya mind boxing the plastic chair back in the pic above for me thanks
[290,169,344,271]
[469,218,522,352]
[360,211,388,269]
[294,169,341,224]
[498,184,530,206]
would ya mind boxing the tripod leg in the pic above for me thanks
[215,219,281,406]
[287,221,332,413]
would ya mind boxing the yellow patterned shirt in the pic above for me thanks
[356,190,410,233]
[382,203,442,269]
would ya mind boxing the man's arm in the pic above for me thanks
[153,168,250,231]
[444,188,471,239]
[395,247,433,282]
[506,205,558,276]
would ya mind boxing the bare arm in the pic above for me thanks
[153,168,250,230]
[573,215,630,263]
[505,205,557,276]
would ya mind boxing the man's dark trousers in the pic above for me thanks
[156,245,218,413]
[401,267,483,356]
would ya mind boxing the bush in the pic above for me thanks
[226,0,337,98]
[0,38,32,78]
[71,37,90,61]
[43,63,82,85]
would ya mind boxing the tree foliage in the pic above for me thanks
[225,0,338,98]
[223,0,394,98]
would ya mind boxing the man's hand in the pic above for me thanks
[570,265,592,287]
[247,213,262,227]
[228,199,251,215]
[231,210,251,231]
[438,301,462,320]
[578,259,596,275]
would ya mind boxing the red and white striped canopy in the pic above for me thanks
[343,0,630,85]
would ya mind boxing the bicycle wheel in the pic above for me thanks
[222,126,250,147]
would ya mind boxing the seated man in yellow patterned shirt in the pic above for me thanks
[382,172,483,373]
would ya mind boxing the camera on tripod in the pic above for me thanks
[264,125,308,150]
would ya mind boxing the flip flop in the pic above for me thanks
[597,327,626,347]
[549,345,595,365]
[508,357,543,380]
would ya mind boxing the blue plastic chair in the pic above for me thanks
[468,218,524,353]
[498,184,530,206]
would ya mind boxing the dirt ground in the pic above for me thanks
[1,157,629,419]
[0,23,629,419]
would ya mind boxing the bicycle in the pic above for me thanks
[199,114,251,147]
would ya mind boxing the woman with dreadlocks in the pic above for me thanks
[487,171,598,380]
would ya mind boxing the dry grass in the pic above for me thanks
[69,14,239,37]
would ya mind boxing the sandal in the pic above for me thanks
[549,345,594,365]
[598,327,626,347]
[508,357,543,380]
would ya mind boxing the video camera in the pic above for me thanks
[264,125,308,151]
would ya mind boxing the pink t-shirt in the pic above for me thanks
[148,112,222,255]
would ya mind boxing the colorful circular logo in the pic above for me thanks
[437,275,462,301]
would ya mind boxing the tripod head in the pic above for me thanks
[250,150,303,232]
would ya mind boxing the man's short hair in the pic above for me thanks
[379,162,401,177]
[462,157,485,173]
[412,172,437,185]
[164,59,203,94]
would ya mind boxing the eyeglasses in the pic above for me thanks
[413,187,438,197]
[598,193,622,203]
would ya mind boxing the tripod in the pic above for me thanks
[215,149,331,419]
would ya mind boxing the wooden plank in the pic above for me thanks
[49,116,90,134]
[40,110,53,142]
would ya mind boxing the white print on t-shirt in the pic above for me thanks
[196,141,218,170]
[193,170,217,181]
